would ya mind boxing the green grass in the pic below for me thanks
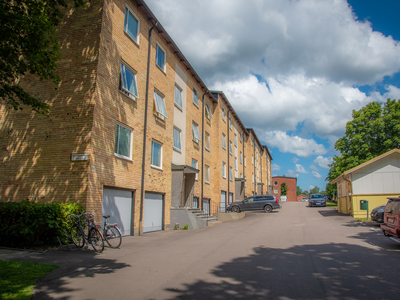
[326,201,338,207]
[0,260,58,300]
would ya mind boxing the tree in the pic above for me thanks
[327,99,400,182]
[309,186,320,194]
[0,0,86,113]
[297,186,303,196]
[325,183,337,200]
[280,182,288,196]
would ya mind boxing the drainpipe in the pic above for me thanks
[260,152,263,194]
[201,90,209,213]
[243,134,246,198]
[253,140,256,195]
[139,21,158,236]
[227,108,232,209]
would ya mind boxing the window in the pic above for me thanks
[274,181,278,186]
[240,173,242,178]
[192,122,201,143]
[234,133,237,147]
[174,85,182,109]
[229,141,232,155]
[151,140,162,169]
[239,131,242,142]
[205,132,210,150]
[156,44,166,71]
[154,90,167,118]
[229,167,233,181]
[222,162,226,178]
[240,152,242,163]
[173,127,181,151]
[193,88,199,106]
[244,156,246,166]
[192,159,198,180]
[205,102,212,119]
[252,173,254,183]
[120,62,138,100]
[222,133,226,149]
[221,106,226,121]
[114,123,132,159]
[124,6,140,43]
[229,117,232,129]
[205,165,210,183]
[252,155,254,165]
[235,157,238,170]
[274,189,278,194]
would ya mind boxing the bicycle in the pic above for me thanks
[70,211,104,253]
[94,212,122,248]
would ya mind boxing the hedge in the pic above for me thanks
[0,201,84,248]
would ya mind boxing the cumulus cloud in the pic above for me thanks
[292,157,299,164]
[314,156,333,169]
[286,170,299,177]
[310,165,319,172]
[296,164,309,174]
[271,163,281,171]
[262,131,326,157]
[312,171,322,179]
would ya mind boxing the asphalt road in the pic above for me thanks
[2,202,400,299]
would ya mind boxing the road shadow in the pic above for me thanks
[165,242,400,300]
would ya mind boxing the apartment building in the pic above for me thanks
[272,176,297,202]
[0,0,272,234]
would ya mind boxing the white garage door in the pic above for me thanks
[102,188,133,236]
[143,192,163,233]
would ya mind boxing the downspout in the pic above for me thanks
[139,21,158,236]
[243,134,246,198]
[260,152,263,194]
[253,141,256,195]
[201,90,209,214]
[227,108,232,209]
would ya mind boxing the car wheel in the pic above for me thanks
[383,231,391,237]
[232,206,240,213]
[264,205,272,213]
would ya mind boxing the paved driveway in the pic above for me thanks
[2,202,400,299]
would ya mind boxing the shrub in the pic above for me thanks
[0,201,83,248]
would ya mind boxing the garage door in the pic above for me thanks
[143,192,164,233]
[102,188,133,236]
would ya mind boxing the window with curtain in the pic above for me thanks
[124,7,139,42]
[120,62,138,99]
[156,44,166,71]
[174,85,182,108]
[151,140,162,168]
[114,123,132,159]
[154,90,167,118]
[173,127,181,151]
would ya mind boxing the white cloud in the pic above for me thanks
[312,171,322,179]
[310,165,319,172]
[262,131,326,157]
[314,156,333,169]
[296,164,308,174]
[292,157,299,164]
[271,163,281,171]
[308,185,315,190]
[286,170,299,177]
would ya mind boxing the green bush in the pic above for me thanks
[0,201,83,248]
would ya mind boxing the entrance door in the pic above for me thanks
[203,199,210,215]
[102,188,133,236]
[143,192,163,233]
[221,191,227,213]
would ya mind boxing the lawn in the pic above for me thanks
[326,201,338,207]
[0,259,58,300]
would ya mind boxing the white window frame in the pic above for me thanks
[173,127,181,152]
[205,165,210,183]
[235,157,238,170]
[222,162,226,178]
[240,152,242,163]
[274,189,278,194]
[234,133,237,147]
[193,88,199,107]
[192,122,201,143]
[124,6,140,43]
[114,122,133,160]
[154,89,167,119]
[222,133,226,149]
[192,158,198,180]
[156,43,166,72]
[229,116,232,129]
[230,167,233,181]
[244,156,247,166]
[205,102,212,119]
[205,132,210,151]
[221,106,226,121]
[174,84,182,109]
[151,140,163,169]
[120,62,138,100]
[229,141,233,155]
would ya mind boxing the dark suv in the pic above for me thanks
[226,195,281,213]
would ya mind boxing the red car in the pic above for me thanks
[381,197,400,239]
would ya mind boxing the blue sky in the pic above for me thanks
[145,0,400,192]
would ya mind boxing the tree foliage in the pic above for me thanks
[296,186,302,196]
[0,0,86,113]
[280,182,288,196]
[327,99,400,182]
[309,186,320,194]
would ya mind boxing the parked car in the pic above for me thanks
[301,197,308,202]
[308,194,326,207]
[226,195,281,213]
[370,204,386,223]
[381,197,400,238]
[323,195,331,202]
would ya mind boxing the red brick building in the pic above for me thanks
[272,176,297,202]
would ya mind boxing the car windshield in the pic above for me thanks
[311,195,324,199]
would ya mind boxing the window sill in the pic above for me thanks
[119,89,138,102]
[123,31,140,48]
[174,103,183,111]
[151,165,163,171]
[173,147,182,153]
[156,64,166,74]
[114,153,133,162]
[205,147,210,152]
[193,102,199,109]
[205,181,210,185]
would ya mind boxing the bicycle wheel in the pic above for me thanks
[71,226,85,248]
[104,226,122,248]
[89,227,104,253]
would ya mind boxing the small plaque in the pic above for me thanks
[71,153,89,161]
